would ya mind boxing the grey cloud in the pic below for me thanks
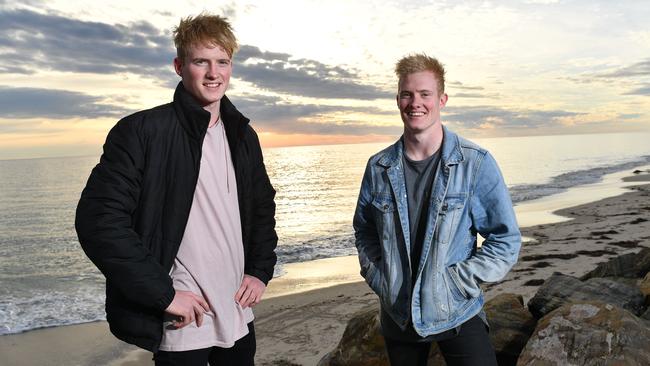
[443,106,581,129]
[232,95,399,135]
[448,81,485,91]
[235,45,389,99]
[600,59,650,78]
[0,86,132,119]
[620,113,643,119]
[623,85,650,96]
[238,45,291,62]
[0,8,177,84]
[454,93,490,98]
[1,8,389,100]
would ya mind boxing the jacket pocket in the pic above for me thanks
[371,194,397,243]
[365,262,383,296]
[436,194,466,246]
[446,265,470,301]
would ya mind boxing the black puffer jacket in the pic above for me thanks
[75,83,277,352]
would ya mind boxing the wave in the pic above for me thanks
[509,155,650,203]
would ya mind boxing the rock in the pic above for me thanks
[517,301,650,365]
[321,294,537,366]
[642,308,650,321]
[640,272,650,306]
[527,273,645,318]
[318,305,388,366]
[581,247,650,280]
[484,293,537,366]
[318,304,447,366]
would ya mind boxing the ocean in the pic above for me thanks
[1,131,650,335]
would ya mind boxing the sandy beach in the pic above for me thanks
[1,170,649,366]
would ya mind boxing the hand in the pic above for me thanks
[235,275,266,308]
[165,290,210,329]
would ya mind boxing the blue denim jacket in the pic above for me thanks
[353,126,521,336]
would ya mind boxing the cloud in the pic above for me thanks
[0,86,132,120]
[453,93,491,98]
[443,105,581,129]
[0,8,389,100]
[623,85,650,96]
[447,81,496,98]
[0,9,175,79]
[233,95,398,135]
[447,81,485,91]
[235,45,391,100]
[598,59,650,78]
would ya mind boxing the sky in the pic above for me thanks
[1,0,649,159]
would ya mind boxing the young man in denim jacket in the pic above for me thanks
[353,54,521,365]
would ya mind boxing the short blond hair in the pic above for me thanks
[395,54,446,94]
[173,13,238,61]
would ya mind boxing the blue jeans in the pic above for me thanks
[384,315,496,366]
[153,322,255,366]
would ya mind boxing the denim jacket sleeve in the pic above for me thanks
[451,151,521,298]
[353,160,383,294]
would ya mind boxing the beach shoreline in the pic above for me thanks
[1,169,649,366]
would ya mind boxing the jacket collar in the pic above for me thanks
[377,125,465,168]
[172,82,250,143]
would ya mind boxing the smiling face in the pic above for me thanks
[397,71,448,135]
[174,43,232,113]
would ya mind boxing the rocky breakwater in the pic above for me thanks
[319,247,650,366]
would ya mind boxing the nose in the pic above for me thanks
[410,93,423,107]
[206,62,218,79]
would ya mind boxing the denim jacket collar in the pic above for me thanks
[376,125,464,168]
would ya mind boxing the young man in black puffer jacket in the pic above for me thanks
[76,13,277,366]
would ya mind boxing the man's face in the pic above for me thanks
[397,71,448,134]
[174,43,232,110]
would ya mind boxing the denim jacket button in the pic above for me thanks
[383,204,389,210]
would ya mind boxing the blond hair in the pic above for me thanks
[395,54,446,94]
[173,13,238,61]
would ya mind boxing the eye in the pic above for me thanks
[193,59,207,65]
[218,59,231,66]
[399,92,412,99]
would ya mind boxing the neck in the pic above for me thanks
[203,101,221,128]
[403,124,443,161]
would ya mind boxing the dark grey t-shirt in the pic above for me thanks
[403,150,440,273]
[380,148,445,342]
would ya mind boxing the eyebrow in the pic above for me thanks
[191,57,231,62]
[399,89,434,94]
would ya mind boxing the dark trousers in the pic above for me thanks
[384,315,497,366]
[153,322,256,366]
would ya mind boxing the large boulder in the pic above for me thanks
[527,273,645,318]
[318,305,388,366]
[321,294,537,366]
[318,304,447,366]
[517,301,650,365]
[640,272,650,306]
[581,247,650,280]
[642,308,650,321]
[484,293,537,366]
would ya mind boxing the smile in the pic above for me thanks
[408,111,426,117]
[203,82,222,88]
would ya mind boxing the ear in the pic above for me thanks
[439,93,448,108]
[173,57,183,77]
[396,93,400,107]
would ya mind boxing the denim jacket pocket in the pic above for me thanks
[436,194,466,246]
[371,195,397,242]
[446,265,470,300]
[364,261,383,296]
[371,194,396,214]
